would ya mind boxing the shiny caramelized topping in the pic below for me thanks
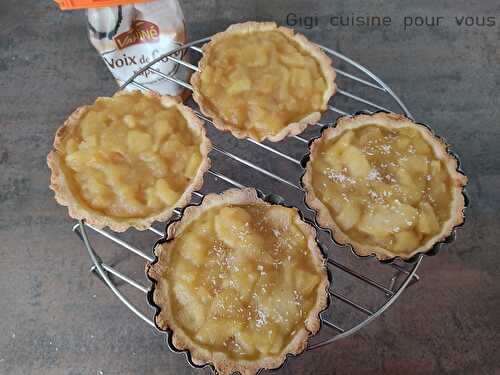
[198,30,328,140]
[164,204,324,359]
[60,92,204,219]
[310,125,453,254]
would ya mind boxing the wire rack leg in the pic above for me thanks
[73,220,156,328]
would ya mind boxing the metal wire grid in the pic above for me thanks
[73,36,423,355]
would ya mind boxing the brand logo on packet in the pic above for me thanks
[114,20,160,50]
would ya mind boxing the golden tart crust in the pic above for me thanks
[47,91,211,232]
[191,21,336,142]
[147,188,329,375]
[303,112,467,260]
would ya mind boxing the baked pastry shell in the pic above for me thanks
[301,111,468,262]
[146,188,330,375]
[191,21,337,142]
[47,91,212,232]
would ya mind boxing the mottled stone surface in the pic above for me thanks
[0,0,499,374]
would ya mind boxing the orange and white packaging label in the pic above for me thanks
[69,0,189,97]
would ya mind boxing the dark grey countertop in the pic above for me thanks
[1,0,499,374]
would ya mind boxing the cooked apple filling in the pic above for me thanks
[163,204,324,359]
[60,92,204,219]
[310,125,453,254]
[198,30,328,140]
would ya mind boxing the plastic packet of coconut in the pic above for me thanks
[86,1,190,99]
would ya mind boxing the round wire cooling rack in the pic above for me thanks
[72,34,429,366]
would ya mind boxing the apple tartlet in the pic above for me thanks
[147,188,329,375]
[47,91,211,232]
[303,113,467,260]
[191,21,336,142]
